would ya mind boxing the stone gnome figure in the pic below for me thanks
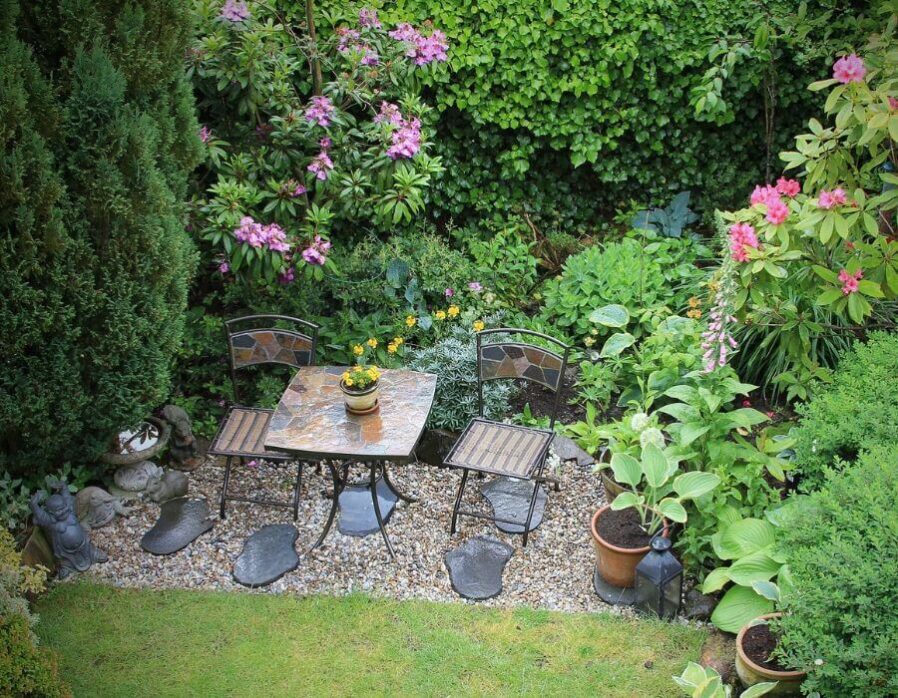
[31,479,108,579]
[162,404,201,469]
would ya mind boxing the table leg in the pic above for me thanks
[369,462,396,559]
[312,461,344,550]
[383,462,418,503]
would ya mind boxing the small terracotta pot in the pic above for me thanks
[735,613,806,695]
[600,471,625,502]
[341,381,379,413]
[590,505,668,588]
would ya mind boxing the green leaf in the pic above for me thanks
[741,682,779,697]
[656,403,700,423]
[599,332,636,358]
[812,264,838,283]
[751,580,781,603]
[679,422,711,447]
[641,443,668,488]
[725,408,769,428]
[610,491,640,511]
[664,385,699,404]
[702,567,731,594]
[712,518,776,560]
[727,549,781,585]
[816,288,842,305]
[673,471,720,499]
[589,304,630,328]
[610,453,641,487]
[658,498,687,523]
[710,585,774,633]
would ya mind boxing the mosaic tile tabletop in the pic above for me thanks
[265,367,437,460]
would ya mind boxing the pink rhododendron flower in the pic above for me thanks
[765,199,790,226]
[292,183,307,197]
[319,137,332,149]
[818,188,847,210]
[387,118,422,159]
[388,23,448,65]
[278,267,295,285]
[388,22,419,43]
[468,281,483,292]
[833,54,866,84]
[889,97,898,111]
[373,101,404,126]
[444,288,454,298]
[838,268,863,295]
[307,150,334,180]
[301,235,332,266]
[336,27,361,51]
[233,217,290,253]
[305,96,335,127]
[742,399,752,407]
[775,177,800,198]
[219,261,230,274]
[729,222,759,262]
[750,184,780,207]
[198,125,212,144]
[359,8,381,28]
[220,0,250,22]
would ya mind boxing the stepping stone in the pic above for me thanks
[337,475,398,536]
[233,524,300,588]
[141,497,214,555]
[552,434,595,467]
[593,566,638,606]
[481,477,547,534]
[445,535,513,600]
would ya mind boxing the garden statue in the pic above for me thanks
[145,469,189,503]
[75,486,134,529]
[113,460,163,493]
[31,479,108,579]
[161,404,201,469]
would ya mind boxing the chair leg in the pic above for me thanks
[522,479,541,547]
[450,468,470,535]
[219,456,233,520]
[292,461,303,521]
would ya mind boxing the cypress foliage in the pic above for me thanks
[0,0,201,476]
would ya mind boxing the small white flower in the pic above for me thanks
[640,427,665,450]
[814,658,824,666]
[630,412,650,432]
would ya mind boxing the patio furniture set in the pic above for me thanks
[162,314,571,596]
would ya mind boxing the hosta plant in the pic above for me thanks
[674,662,776,697]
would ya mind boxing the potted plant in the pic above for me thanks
[674,661,777,697]
[735,614,805,695]
[591,442,719,588]
[340,364,382,414]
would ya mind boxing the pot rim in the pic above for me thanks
[735,612,807,679]
[589,504,667,555]
[340,379,379,395]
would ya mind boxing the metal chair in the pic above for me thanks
[208,314,319,520]
[445,328,570,546]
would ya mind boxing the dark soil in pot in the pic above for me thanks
[596,507,652,549]
[742,624,792,673]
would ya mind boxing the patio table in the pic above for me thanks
[265,366,437,558]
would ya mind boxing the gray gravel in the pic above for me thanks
[82,455,625,614]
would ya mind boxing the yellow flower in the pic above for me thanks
[688,296,701,309]
[367,338,378,348]
[344,377,354,387]
[447,305,460,317]
[342,371,351,382]
[435,310,447,320]
[393,336,404,346]
[387,343,397,353]
[584,337,595,347]
[473,320,485,332]
[687,309,702,319]
[405,315,416,327]
[352,344,363,356]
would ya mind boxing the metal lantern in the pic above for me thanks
[635,535,683,620]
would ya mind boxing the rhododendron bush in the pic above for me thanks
[711,21,898,363]
[189,2,447,285]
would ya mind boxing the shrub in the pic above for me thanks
[792,332,898,491]
[406,317,513,431]
[539,234,703,342]
[777,445,898,697]
[1,0,201,477]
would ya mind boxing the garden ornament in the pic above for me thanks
[113,460,163,492]
[161,404,202,469]
[31,479,108,579]
[74,486,134,529]
[145,469,189,503]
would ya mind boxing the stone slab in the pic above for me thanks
[481,477,547,534]
[233,524,300,588]
[337,475,398,537]
[551,434,595,467]
[445,535,513,600]
[593,565,638,605]
[141,498,214,555]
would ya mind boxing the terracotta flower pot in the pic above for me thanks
[341,380,379,414]
[600,471,625,502]
[590,505,668,588]
[735,613,806,695]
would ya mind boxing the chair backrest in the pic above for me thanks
[476,327,570,428]
[225,314,319,402]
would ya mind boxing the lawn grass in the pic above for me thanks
[35,583,706,697]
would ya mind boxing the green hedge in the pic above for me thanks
[0,0,201,476]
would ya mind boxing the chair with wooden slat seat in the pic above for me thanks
[445,328,570,546]
[209,314,319,520]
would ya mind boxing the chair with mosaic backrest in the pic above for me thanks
[209,314,319,521]
[444,327,570,546]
